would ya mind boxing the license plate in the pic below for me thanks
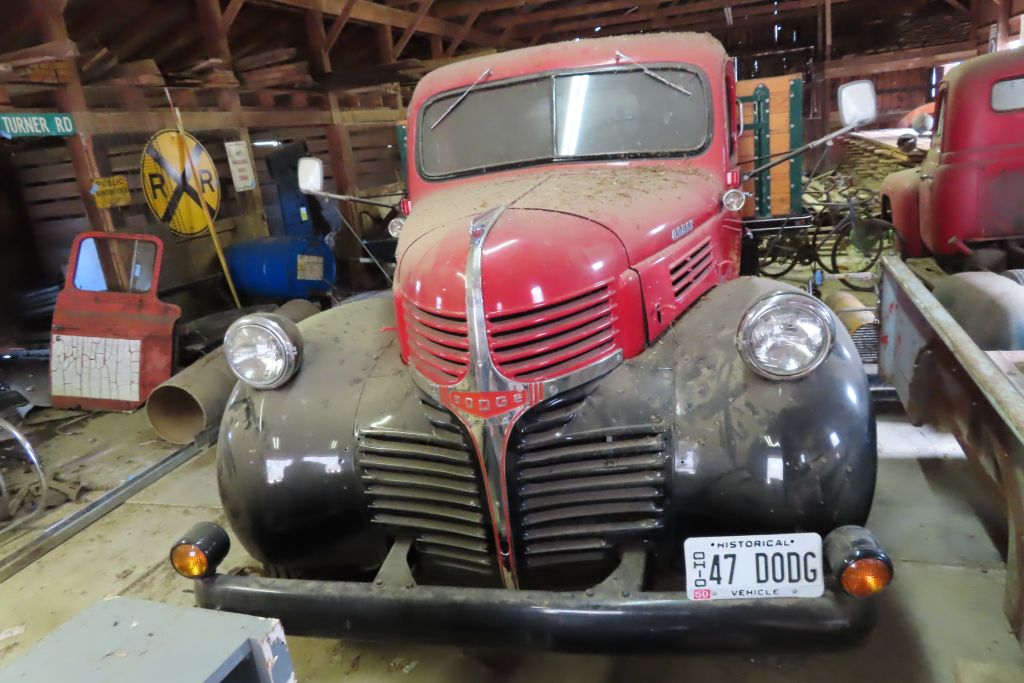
[684,532,824,601]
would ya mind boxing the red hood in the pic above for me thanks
[396,164,723,271]
[396,204,630,317]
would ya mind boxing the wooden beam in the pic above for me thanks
[822,40,978,78]
[825,0,832,58]
[429,34,444,57]
[30,0,126,290]
[435,0,549,18]
[393,0,436,59]
[943,0,969,13]
[544,0,849,40]
[489,0,761,28]
[252,0,502,45]
[445,9,479,56]
[306,9,331,73]
[996,0,1012,49]
[222,0,247,34]
[196,0,231,62]
[325,0,358,50]
[377,24,395,62]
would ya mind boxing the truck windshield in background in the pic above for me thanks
[418,66,710,178]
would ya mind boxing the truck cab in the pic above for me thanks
[882,48,1024,259]
[172,33,893,652]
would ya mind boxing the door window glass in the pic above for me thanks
[73,237,156,293]
[992,76,1024,112]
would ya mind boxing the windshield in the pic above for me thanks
[418,65,710,179]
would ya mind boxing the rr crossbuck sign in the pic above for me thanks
[141,130,221,236]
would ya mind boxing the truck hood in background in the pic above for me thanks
[396,164,722,270]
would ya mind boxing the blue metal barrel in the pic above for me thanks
[225,236,336,300]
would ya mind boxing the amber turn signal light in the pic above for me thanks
[169,522,230,579]
[171,543,208,578]
[840,557,893,598]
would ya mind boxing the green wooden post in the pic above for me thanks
[739,84,771,217]
[789,78,805,215]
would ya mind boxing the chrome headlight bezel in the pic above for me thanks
[224,313,303,390]
[735,292,835,380]
[722,188,747,212]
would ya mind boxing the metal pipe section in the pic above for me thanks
[0,418,48,543]
[0,429,214,583]
[825,290,875,335]
[146,299,320,444]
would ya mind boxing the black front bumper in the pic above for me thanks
[195,574,875,653]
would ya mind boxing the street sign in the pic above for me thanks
[140,130,221,236]
[90,175,131,209]
[0,112,75,139]
[224,140,256,192]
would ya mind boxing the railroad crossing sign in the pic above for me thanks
[141,130,221,236]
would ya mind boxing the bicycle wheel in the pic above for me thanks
[757,230,803,278]
[830,218,889,291]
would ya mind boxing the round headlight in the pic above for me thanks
[722,188,746,212]
[224,314,303,389]
[736,293,835,380]
[387,217,405,238]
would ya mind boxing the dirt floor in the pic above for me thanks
[0,404,1020,682]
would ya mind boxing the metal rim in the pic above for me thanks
[224,314,303,390]
[722,188,746,212]
[735,292,835,380]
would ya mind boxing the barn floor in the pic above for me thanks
[0,406,1021,682]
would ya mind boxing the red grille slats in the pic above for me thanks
[405,303,470,384]
[487,285,612,334]
[670,239,715,301]
[487,300,614,348]
[490,316,615,364]
[487,282,618,382]
[496,327,617,379]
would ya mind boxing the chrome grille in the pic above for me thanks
[487,283,619,383]
[852,323,879,364]
[510,392,668,571]
[358,401,495,575]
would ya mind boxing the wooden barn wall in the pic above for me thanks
[12,116,405,293]
[833,68,934,126]
[11,130,268,291]
[251,122,402,237]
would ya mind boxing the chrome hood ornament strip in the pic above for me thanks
[410,205,623,589]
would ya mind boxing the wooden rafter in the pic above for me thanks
[393,0,436,59]
[222,0,247,34]
[943,0,969,13]
[445,9,480,56]
[434,0,555,19]
[512,0,766,38]
[486,0,760,29]
[306,8,331,72]
[325,0,358,50]
[252,0,503,45]
[541,0,853,40]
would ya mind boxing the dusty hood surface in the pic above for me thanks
[397,164,722,270]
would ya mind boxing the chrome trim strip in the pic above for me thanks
[408,204,625,589]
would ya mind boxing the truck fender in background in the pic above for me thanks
[932,272,1024,350]
[880,169,924,258]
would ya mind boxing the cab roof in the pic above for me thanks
[412,32,728,106]
[946,47,1024,99]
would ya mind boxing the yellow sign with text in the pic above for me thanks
[90,175,131,209]
[140,130,220,236]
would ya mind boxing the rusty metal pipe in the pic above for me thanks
[146,299,320,444]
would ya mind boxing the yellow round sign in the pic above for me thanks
[140,130,220,236]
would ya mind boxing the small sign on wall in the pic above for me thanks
[0,112,75,138]
[225,140,257,192]
[90,175,131,208]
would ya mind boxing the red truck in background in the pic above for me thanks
[881,48,1024,268]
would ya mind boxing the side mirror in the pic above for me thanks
[297,156,324,194]
[910,112,934,136]
[837,80,877,127]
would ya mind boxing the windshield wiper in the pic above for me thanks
[430,68,494,130]
[614,51,692,97]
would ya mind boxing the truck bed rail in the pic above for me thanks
[879,253,1024,643]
